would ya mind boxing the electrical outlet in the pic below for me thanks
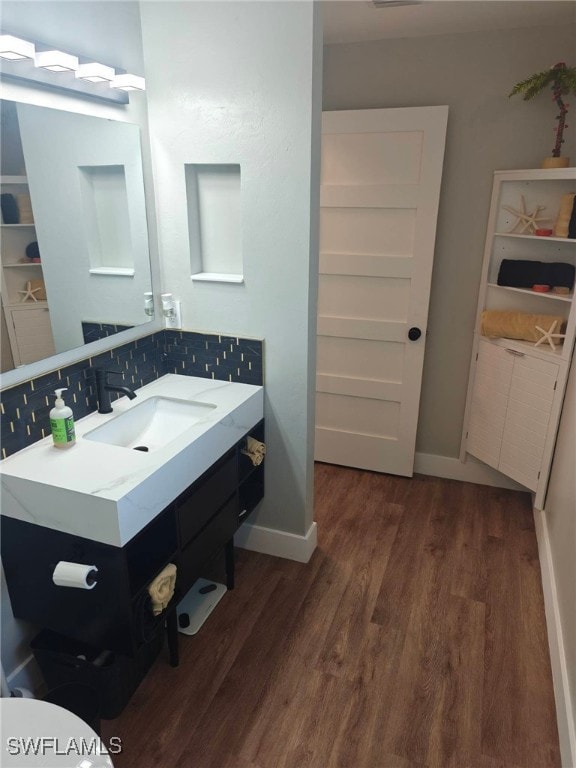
[165,300,182,330]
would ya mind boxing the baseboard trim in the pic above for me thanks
[234,521,317,563]
[414,452,525,491]
[533,507,576,768]
[6,654,42,696]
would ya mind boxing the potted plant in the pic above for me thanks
[510,62,576,168]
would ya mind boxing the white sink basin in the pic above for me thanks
[83,396,216,451]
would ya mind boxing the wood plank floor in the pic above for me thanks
[102,464,560,768]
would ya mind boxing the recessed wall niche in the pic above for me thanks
[79,165,135,276]
[185,164,243,283]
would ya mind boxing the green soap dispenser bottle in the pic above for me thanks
[50,388,76,449]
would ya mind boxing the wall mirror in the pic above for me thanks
[0,100,153,376]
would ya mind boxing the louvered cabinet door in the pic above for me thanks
[466,340,513,470]
[499,355,559,492]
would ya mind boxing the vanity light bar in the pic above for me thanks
[0,34,35,60]
[0,31,145,103]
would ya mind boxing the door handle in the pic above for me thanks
[408,327,422,341]
[505,348,525,357]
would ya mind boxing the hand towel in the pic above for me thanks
[147,563,177,616]
[241,436,266,467]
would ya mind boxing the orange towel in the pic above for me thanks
[481,311,565,343]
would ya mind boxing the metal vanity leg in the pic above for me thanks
[166,610,179,667]
[225,538,235,591]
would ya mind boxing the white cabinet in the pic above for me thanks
[462,168,575,509]
[7,305,55,365]
[467,339,559,492]
[0,176,55,366]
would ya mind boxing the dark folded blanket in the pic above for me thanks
[1,193,19,224]
[497,259,575,290]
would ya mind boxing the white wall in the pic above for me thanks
[140,1,322,536]
[323,23,576,459]
[543,351,576,766]
[0,0,160,688]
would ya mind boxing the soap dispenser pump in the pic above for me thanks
[50,388,76,449]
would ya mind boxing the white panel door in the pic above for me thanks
[315,107,448,476]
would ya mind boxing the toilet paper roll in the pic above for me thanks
[52,561,98,590]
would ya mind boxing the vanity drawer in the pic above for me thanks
[178,495,237,593]
[177,450,237,548]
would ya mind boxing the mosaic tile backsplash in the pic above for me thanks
[1,330,263,458]
[81,321,134,345]
[164,331,263,385]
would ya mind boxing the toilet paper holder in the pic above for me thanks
[52,561,99,590]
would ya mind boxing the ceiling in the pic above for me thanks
[322,1,576,45]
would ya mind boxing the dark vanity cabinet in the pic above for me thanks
[1,420,265,659]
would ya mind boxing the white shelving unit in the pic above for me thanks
[461,168,576,509]
[1,176,55,366]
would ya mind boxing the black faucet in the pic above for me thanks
[93,367,137,414]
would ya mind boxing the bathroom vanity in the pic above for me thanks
[1,375,264,663]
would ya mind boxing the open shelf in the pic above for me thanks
[0,176,27,185]
[238,419,265,524]
[494,232,575,244]
[486,283,572,302]
[238,420,265,484]
[4,262,42,269]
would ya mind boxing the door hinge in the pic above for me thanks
[554,381,557,390]
[465,431,469,439]
[475,353,478,361]
[537,471,541,480]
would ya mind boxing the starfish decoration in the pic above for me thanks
[18,281,42,303]
[534,320,566,350]
[502,195,549,234]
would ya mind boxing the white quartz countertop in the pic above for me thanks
[0,374,264,546]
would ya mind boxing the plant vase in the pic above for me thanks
[541,156,570,169]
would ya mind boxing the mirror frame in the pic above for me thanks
[0,84,163,391]
[1,317,164,390]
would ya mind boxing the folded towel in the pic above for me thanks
[148,563,177,616]
[1,193,19,224]
[497,259,575,290]
[481,311,566,343]
[16,193,34,225]
[29,279,46,301]
[241,436,266,467]
[554,193,576,237]
[497,259,545,288]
